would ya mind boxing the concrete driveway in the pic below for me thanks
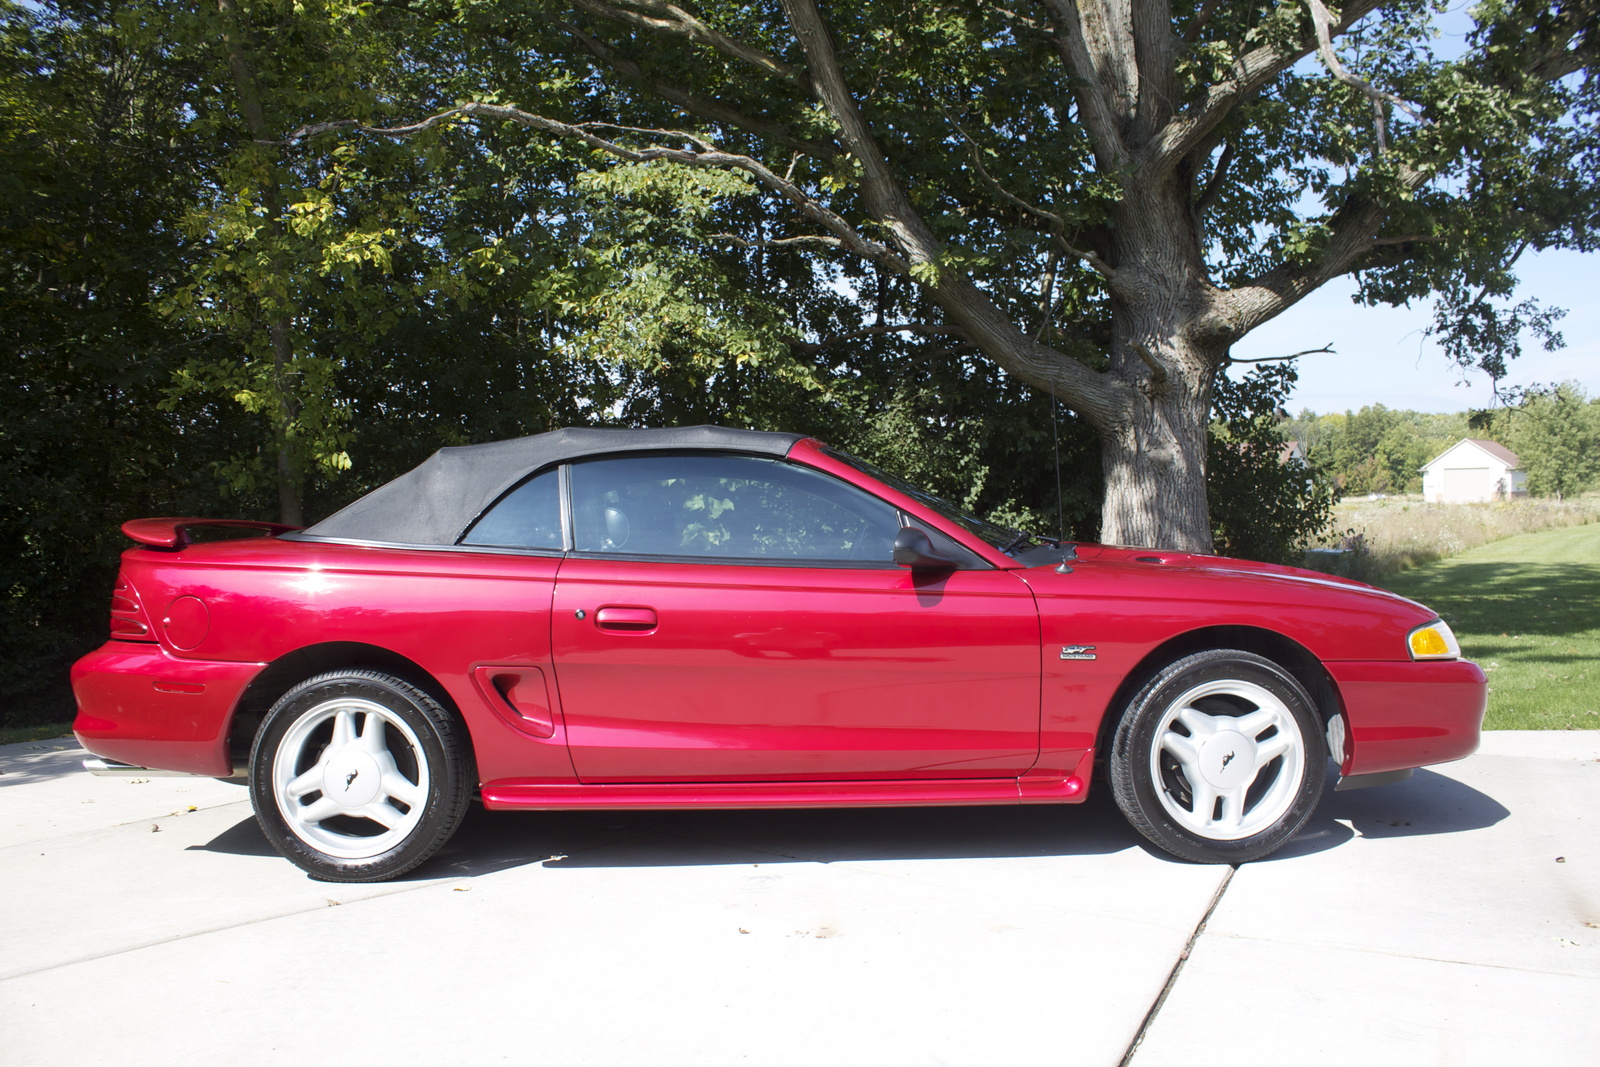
[2,731,1596,1066]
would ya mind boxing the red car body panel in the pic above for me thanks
[480,776,1056,810]
[550,556,1041,782]
[94,541,581,784]
[1324,659,1487,775]
[70,435,1486,814]
[70,643,256,776]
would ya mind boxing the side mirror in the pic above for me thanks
[893,527,956,571]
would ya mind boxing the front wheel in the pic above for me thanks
[1109,650,1327,863]
[250,670,472,882]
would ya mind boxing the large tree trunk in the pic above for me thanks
[1094,170,1223,552]
[1096,346,1216,550]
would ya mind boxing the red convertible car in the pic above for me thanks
[72,426,1485,881]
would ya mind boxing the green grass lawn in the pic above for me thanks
[1379,522,1600,730]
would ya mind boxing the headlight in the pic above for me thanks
[1407,619,1461,660]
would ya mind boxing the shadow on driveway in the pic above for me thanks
[0,741,91,789]
[1269,766,1510,860]
[187,763,1510,879]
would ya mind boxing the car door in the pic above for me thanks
[545,452,1042,783]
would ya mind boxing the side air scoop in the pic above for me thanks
[120,518,303,549]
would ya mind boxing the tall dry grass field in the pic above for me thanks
[1305,495,1600,579]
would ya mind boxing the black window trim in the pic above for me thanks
[456,464,567,551]
[451,449,995,569]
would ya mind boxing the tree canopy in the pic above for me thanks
[295,0,1597,551]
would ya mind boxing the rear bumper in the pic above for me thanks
[1327,659,1487,777]
[71,641,263,777]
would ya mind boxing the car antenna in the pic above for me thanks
[1051,384,1074,574]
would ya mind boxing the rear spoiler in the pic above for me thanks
[121,518,303,550]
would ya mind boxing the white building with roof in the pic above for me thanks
[1420,439,1528,503]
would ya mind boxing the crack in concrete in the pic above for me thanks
[1118,865,1236,1066]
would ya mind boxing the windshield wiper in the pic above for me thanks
[998,530,1033,555]
[999,529,1070,555]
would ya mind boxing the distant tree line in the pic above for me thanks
[1281,383,1600,498]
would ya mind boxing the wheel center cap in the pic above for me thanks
[1199,730,1255,789]
[322,750,381,808]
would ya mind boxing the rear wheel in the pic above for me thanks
[250,670,471,882]
[1109,650,1326,863]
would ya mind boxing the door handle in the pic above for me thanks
[594,606,658,631]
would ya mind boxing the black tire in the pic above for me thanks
[249,669,472,882]
[1109,649,1327,864]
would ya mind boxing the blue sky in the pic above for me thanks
[1229,248,1600,416]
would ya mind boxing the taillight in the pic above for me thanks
[109,573,156,641]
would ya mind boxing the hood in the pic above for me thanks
[1030,543,1433,617]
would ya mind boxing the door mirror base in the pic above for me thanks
[893,527,957,571]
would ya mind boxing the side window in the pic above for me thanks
[461,468,563,549]
[569,453,900,563]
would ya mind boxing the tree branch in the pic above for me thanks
[1475,0,1598,85]
[552,18,837,158]
[1227,345,1335,365]
[939,103,1116,278]
[570,0,808,86]
[1131,0,1179,140]
[1038,0,1132,169]
[1034,251,1060,341]
[288,105,905,269]
[1205,0,1588,345]
[1369,232,1445,247]
[979,2,1050,33]
[779,0,1131,424]
[709,232,844,250]
[1182,0,1227,43]
[1137,0,1384,177]
[1133,341,1169,386]
[1212,163,1436,340]
[788,323,966,353]
[1305,0,1427,152]
[779,0,936,263]
[1462,238,1533,316]
[1193,137,1234,217]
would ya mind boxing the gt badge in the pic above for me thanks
[1060,645,1097,661]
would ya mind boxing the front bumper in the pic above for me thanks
[71,641,264,777]
[1326,659,1487,777]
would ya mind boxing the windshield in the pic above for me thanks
[819,446,1021,551]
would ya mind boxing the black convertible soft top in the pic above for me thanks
[294,425,805,546]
